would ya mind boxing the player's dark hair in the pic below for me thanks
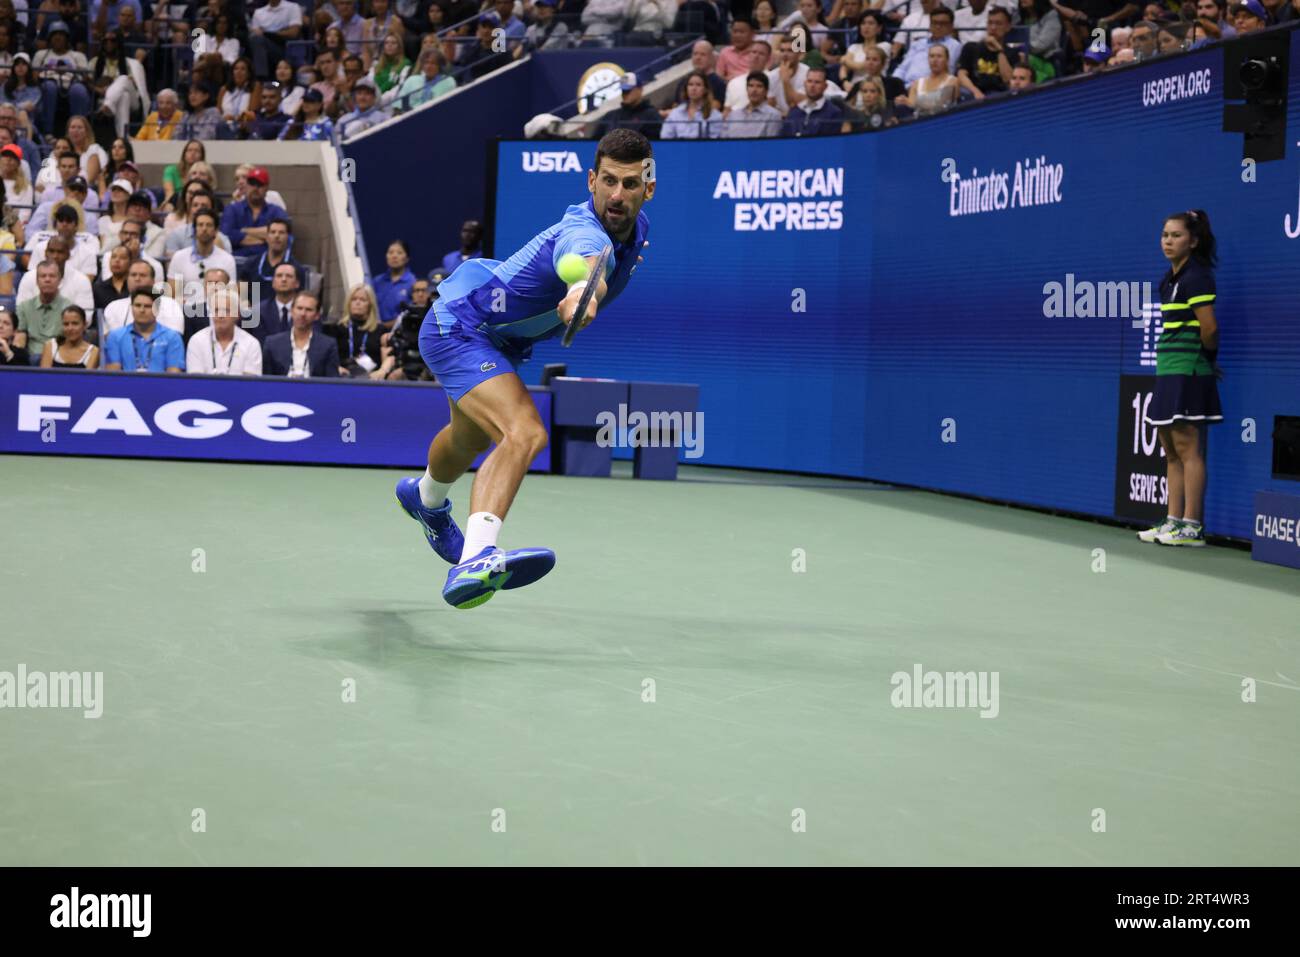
[1166,209,1217,267]
[746,70,770,91]
[594,128,653,176]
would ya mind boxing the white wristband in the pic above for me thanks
[568,280,589,294]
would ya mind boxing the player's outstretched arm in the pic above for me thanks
[556,254,609,331]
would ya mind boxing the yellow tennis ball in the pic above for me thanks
[556,253,588,285]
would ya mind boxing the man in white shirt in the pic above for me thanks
[249,0,304,79]
[102,259,184,335]
[767,34,845,114]
[168,210,238,310]
[186,286,263,376]
[25,203,99,277]
[895,4,964,84]
[778,0,832,47]
[954,0,993,44]
[725,41,773,110]
[100,219,163,282]
[15,238,94,310]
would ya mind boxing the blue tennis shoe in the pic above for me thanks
[442,546,556,609]
[395,477,464,565]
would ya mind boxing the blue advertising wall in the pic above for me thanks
[0,371,551,471]
[493,30,1300,540]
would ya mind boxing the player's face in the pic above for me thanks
[1161,220,1195,262]
[589,157,655,239]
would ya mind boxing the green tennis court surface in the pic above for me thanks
[2,455,1296,866]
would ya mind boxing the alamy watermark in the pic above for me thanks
[1042,274,1155,326]
[890,664,1000,718]
[0,665,103,719]
[595,404,704,459]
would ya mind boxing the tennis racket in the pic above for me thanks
[561,244,612,348]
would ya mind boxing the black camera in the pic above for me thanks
[389,300,430,380]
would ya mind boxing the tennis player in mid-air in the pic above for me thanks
[395,129,654,609]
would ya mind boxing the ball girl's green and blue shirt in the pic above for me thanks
[432,197,649,350]
[1157,257,1216,376]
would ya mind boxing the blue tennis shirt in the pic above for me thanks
[432,197,649,348]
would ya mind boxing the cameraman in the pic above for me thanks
[383,276,436,382]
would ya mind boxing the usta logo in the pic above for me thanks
[522,151,582,173]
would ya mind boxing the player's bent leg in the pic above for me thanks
[439,374,555,608]
[454,372,549,521]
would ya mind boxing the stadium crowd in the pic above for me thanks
[0,2,1294,380]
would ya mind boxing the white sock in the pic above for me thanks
[460,512,503,561]
[1182,517,1202,530]
[418,469,452,509]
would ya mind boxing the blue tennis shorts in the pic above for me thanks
[419,303,525,403]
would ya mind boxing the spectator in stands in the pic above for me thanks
[194,12,242,65]
[1129,20,1159,58]
[895,5,962,86]
[220,56,262,127]
[717,19,759,82]
[768,34,845,115]
[336,77,390,139]
[221,167,287,263]
[33,19,90,135]
[246,81,292,140]
[162,139,205,211]
[333,53,367,114]
[263,290,340,378]
[102,258,183,335]
[580,0,629,46]
[460,13,513,80]
[250,0,307,79]
[94,243,130,312]
[1156,22,1187,53]
[841,12,892,87]
[0,143,31,225]
[898,44,960,116]
[662,71,723,139]
[595,73,661,140]
[332,0,367,55]
[630,0,678,44]
[1198,0,1238,36]
[674,0,726,45]
[825,0,867,60]
[280,61,311,117]
[280,87,335,139]
[231,163,288,212]
[135,88,185,141]
[393,47,455,113]
[1082,44,1111,72]
[0,54,42,130]
[66,116,108,188]
[373,239,415,326]
[778,0,832,49]
[780,66,843,135]
[954,0,992,44]
[27,203,98,278]
[957,7,1014,99]
[177,84,224,141]
[90,30,149,139]
[169,209,237,309]
[180,264,235,343]
[16,238,93,309]
[159,185,220,258]
[1009,63,1037,90]
[186,285,262,375]
[100,221,161,283]
[36,150,80,210]
[319,25,350,69]
[841,75,898,129]
[97,137,133,198]
[1231,0,1269,31]
[725,40,773,109]
[253,260,301,342]
[490,0,527,48]
[30,175,98,235]
[91,1,143,33]
[440,219,482,275]
[0,305,30,365]
[38,304,98,369]
[326,282,385,376]
[124,189,162,253]
[523,0,571,52]
[1017,0,1063,72]
[372,32,413,104]
[238,217,302,288]
[1111,25,1132,52]
[722,70,784,137]
[103,287,186,372]
[15,261,70,363]
[673,42,727,110]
